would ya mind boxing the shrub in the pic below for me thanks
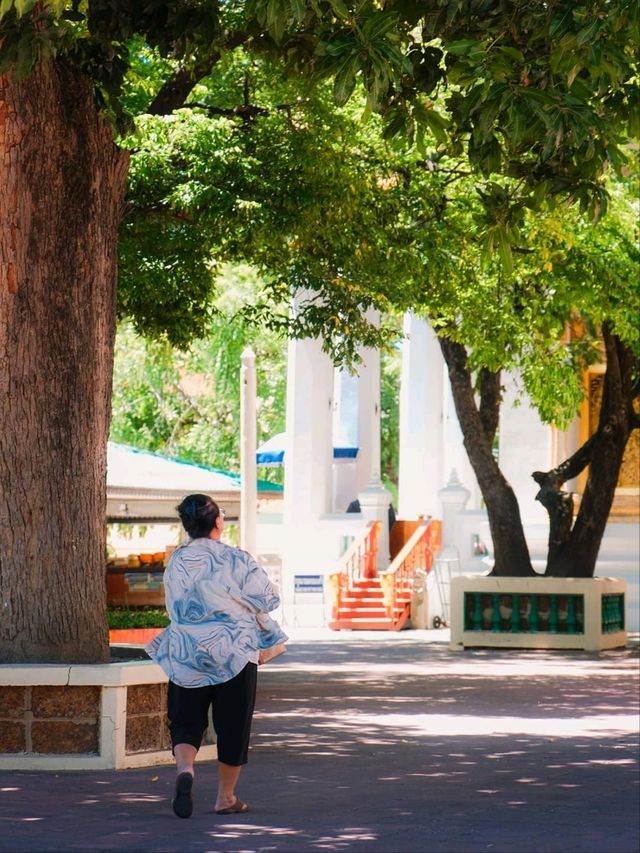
[107,607,169,629]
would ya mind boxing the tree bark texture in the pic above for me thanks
[536,329,638,578]
[0,60,129,662]
[439,339,536,577]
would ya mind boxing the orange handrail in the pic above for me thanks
[378,519,441,617]
[328,521,381,620]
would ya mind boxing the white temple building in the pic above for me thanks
[249,311,639,631]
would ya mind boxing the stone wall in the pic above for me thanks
[0,660,217,770]
[0,685,100,754]
[126,683,171,754]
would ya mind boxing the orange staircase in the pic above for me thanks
[329,576,414,631]
[328,519,441,631]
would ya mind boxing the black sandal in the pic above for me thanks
[172,772,194,819]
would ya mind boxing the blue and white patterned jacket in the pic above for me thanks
[146,537,287,687]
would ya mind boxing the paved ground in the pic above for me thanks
[1,629,638,853]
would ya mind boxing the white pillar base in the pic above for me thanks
[358,480,392,572]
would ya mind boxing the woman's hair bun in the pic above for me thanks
[180,495,201,519]
[176,494,218,538]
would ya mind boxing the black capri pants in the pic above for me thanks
[167,662,257,766]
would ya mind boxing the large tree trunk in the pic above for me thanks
[536,329,638,578]
[439,339,536,576]
[0,59,129,663]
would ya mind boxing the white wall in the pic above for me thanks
[499,374,551,524]
[398,315,445,518]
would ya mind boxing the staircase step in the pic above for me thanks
[341,596,385,605]
[329,608,411,631]
[329,618,399,630]
[331,570,416,631]
[336,609,407,620]
[343,591,385,601]
[340,596,411,606]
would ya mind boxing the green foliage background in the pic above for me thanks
[111,263,288,478]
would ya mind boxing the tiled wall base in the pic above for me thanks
[449,576,627,652]
[0,660,216,770]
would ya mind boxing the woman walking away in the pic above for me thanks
[146,494,287,818]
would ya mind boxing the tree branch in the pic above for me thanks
[415,159,472,178]
[438,338,496,468]
[439,335,534,575]
[599,321,623,417]
[147,31,249,116]
[478,367,501,444]
[187,102,269,120]
[532,432,597,491]
[120,203,194,224]
[532,326,638,493]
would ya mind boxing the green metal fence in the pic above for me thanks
[463,592,585,634]
[601,594,625,633]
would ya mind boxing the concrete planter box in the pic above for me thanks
[449,575,627,652]
[0,659,216,770]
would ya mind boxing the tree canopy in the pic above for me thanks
[2,1,637,209]
[116,39,639,405]
[4,1,637,362]
[1,0,638,666]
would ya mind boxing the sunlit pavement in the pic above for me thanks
[1,630,638,853]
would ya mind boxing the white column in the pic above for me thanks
[240,346,257,556]
[332,308,381,511]
[283,351,333,525]
[398,314,445,519]
[281,295,334,622]
[283,290,334,533]
[354,308,379,494]
[356,310,391,571]
[499,373,552,524]
[332,366,358,512]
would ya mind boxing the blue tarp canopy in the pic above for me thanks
[256,432,358,466]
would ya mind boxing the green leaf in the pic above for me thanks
[576,21,601,48]
[531,181,551,207]
[289,0,307,22]
[497,46,524,63]
[628,109,640,140]
[333,59,357,106]
[447,39,480,56]
[567,63,582,88]
[361,11,400,43]
[495,227,514,274]
[415,104,449,146]
[382,108,406,141]
[549,10,574,38]
[328,0,349,20]
[13,0,36,17]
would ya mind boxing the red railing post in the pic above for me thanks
[364,521,380,578]
[380,519,442,628]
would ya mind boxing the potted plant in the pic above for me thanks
[107,607,169,645]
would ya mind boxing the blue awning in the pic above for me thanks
[256,432,358,466]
